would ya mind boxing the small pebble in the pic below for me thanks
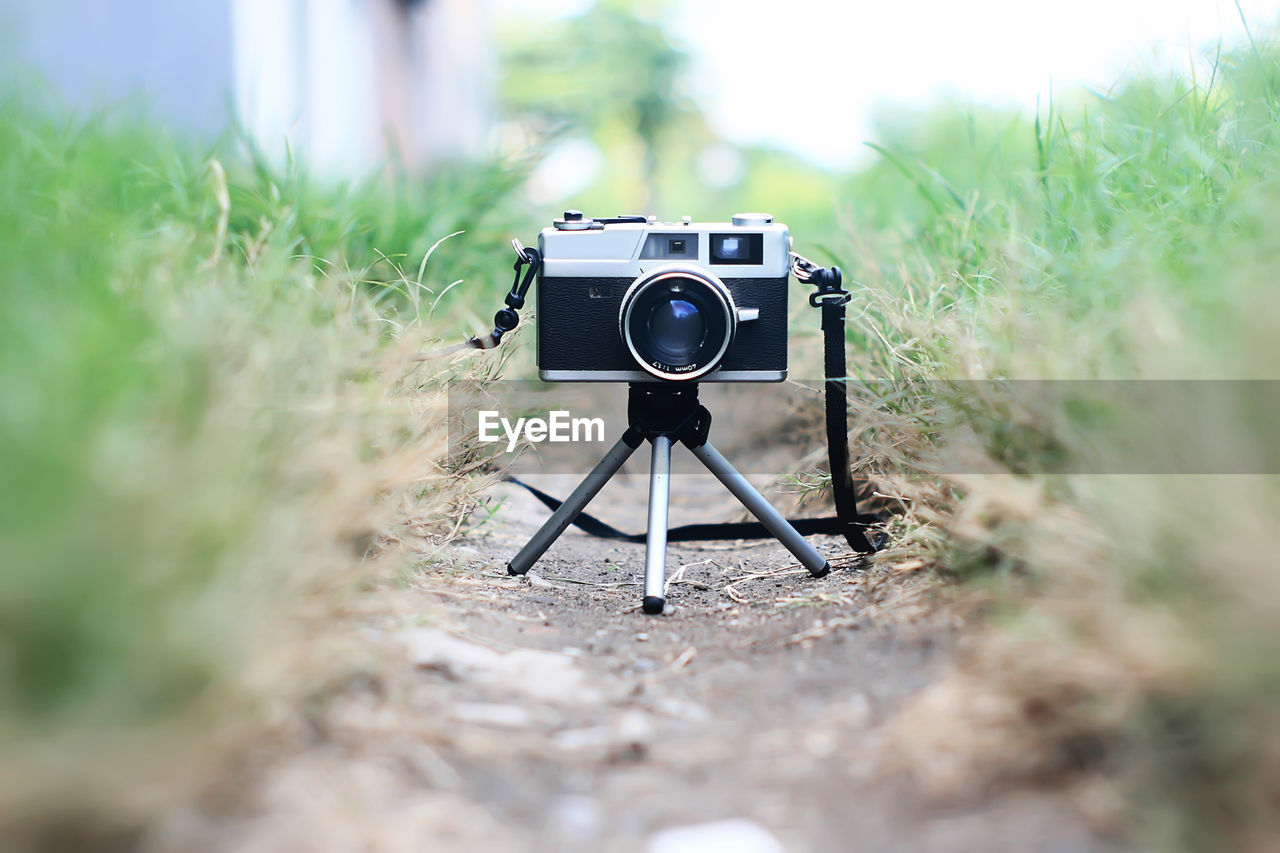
[549,794,602,840]
[646,819,785,853]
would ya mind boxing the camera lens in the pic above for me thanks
[647,297,706,362]
[620,268,735,381]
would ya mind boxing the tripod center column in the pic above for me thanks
[643,435,673,614]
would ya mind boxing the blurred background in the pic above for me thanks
[3,0,1276,228]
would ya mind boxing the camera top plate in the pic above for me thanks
[539,212,791,280]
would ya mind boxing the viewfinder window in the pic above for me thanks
[709,233,763,265]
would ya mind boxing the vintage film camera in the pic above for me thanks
[535,211,790,382]
[501,210,856,614]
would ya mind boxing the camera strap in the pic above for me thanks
[497,245,886,555]
[412,240,542,361]
[792,253,888,553]
[475,239,543,349]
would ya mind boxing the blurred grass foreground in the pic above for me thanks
[830,37,1280,849]
[0,103,520,827]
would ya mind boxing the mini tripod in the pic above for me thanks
[507,383,831,613]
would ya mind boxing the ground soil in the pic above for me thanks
[151,466,1102,852]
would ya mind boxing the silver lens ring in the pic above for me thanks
[619,264,737,381]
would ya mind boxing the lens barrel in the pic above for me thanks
[619,266,736,381]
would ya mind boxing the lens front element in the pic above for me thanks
[647,298,706,362]
[620,267,735,381]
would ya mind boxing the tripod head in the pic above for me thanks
[623,383,712,451]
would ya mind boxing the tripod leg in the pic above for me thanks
[642,435,672,614]
[507,435,639,576]
[689,442,832,578]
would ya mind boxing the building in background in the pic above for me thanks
[1,0,495,175]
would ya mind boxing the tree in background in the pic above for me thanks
[497,0,847,248]
[499,0,702,211]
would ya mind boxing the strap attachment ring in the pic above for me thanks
[489,240,542,342]
[792,251,852,307]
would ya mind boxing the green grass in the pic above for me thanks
[822,37,1280,849]
[0,102,523,819]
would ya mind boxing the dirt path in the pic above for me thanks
[154,470,1099,852]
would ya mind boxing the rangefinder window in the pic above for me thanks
[709,233,763,265]
[640,233,699,260]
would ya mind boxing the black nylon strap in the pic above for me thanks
[821,291,888,552]
[503,475,868,543]
[463,245,542,351]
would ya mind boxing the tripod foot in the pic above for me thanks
[642,595,665,615]
[812,562,832,579]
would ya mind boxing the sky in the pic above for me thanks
[502,0,1280,170]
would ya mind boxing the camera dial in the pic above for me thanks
[554,210,596,231]
[619,264,736,381]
